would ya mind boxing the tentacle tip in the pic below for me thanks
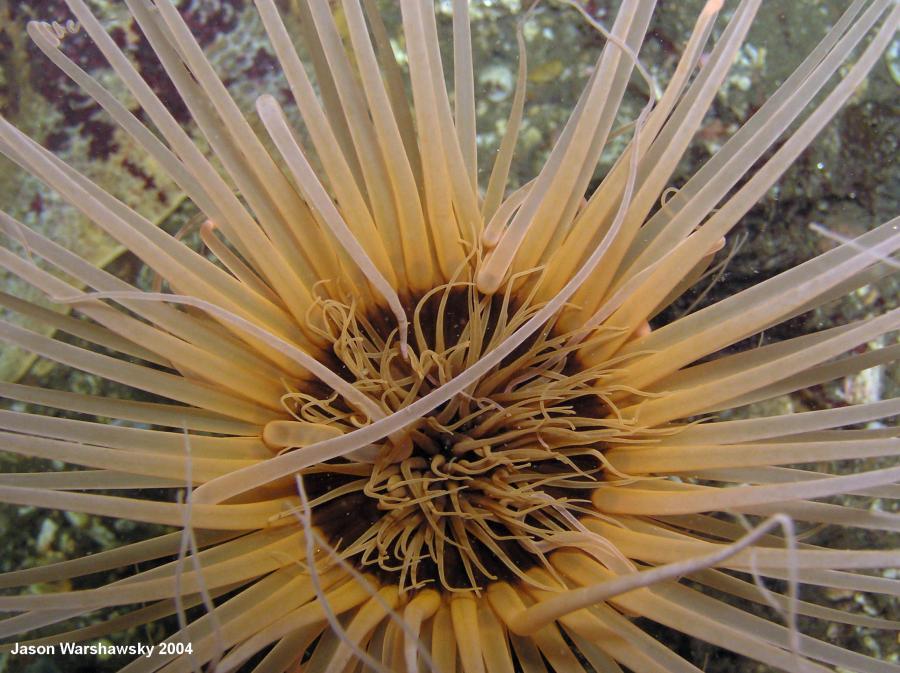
[26,21,61,48]
[255,93,278,115]
[707,235,726,256]
[481,231,500,249]
[703,0,725,16]
[187,481,217,505]
[399,321,411,361]
[475,268,503,296]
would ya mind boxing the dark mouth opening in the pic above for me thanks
[296,284,610,592]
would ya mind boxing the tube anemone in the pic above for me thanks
[0,1,898,672]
